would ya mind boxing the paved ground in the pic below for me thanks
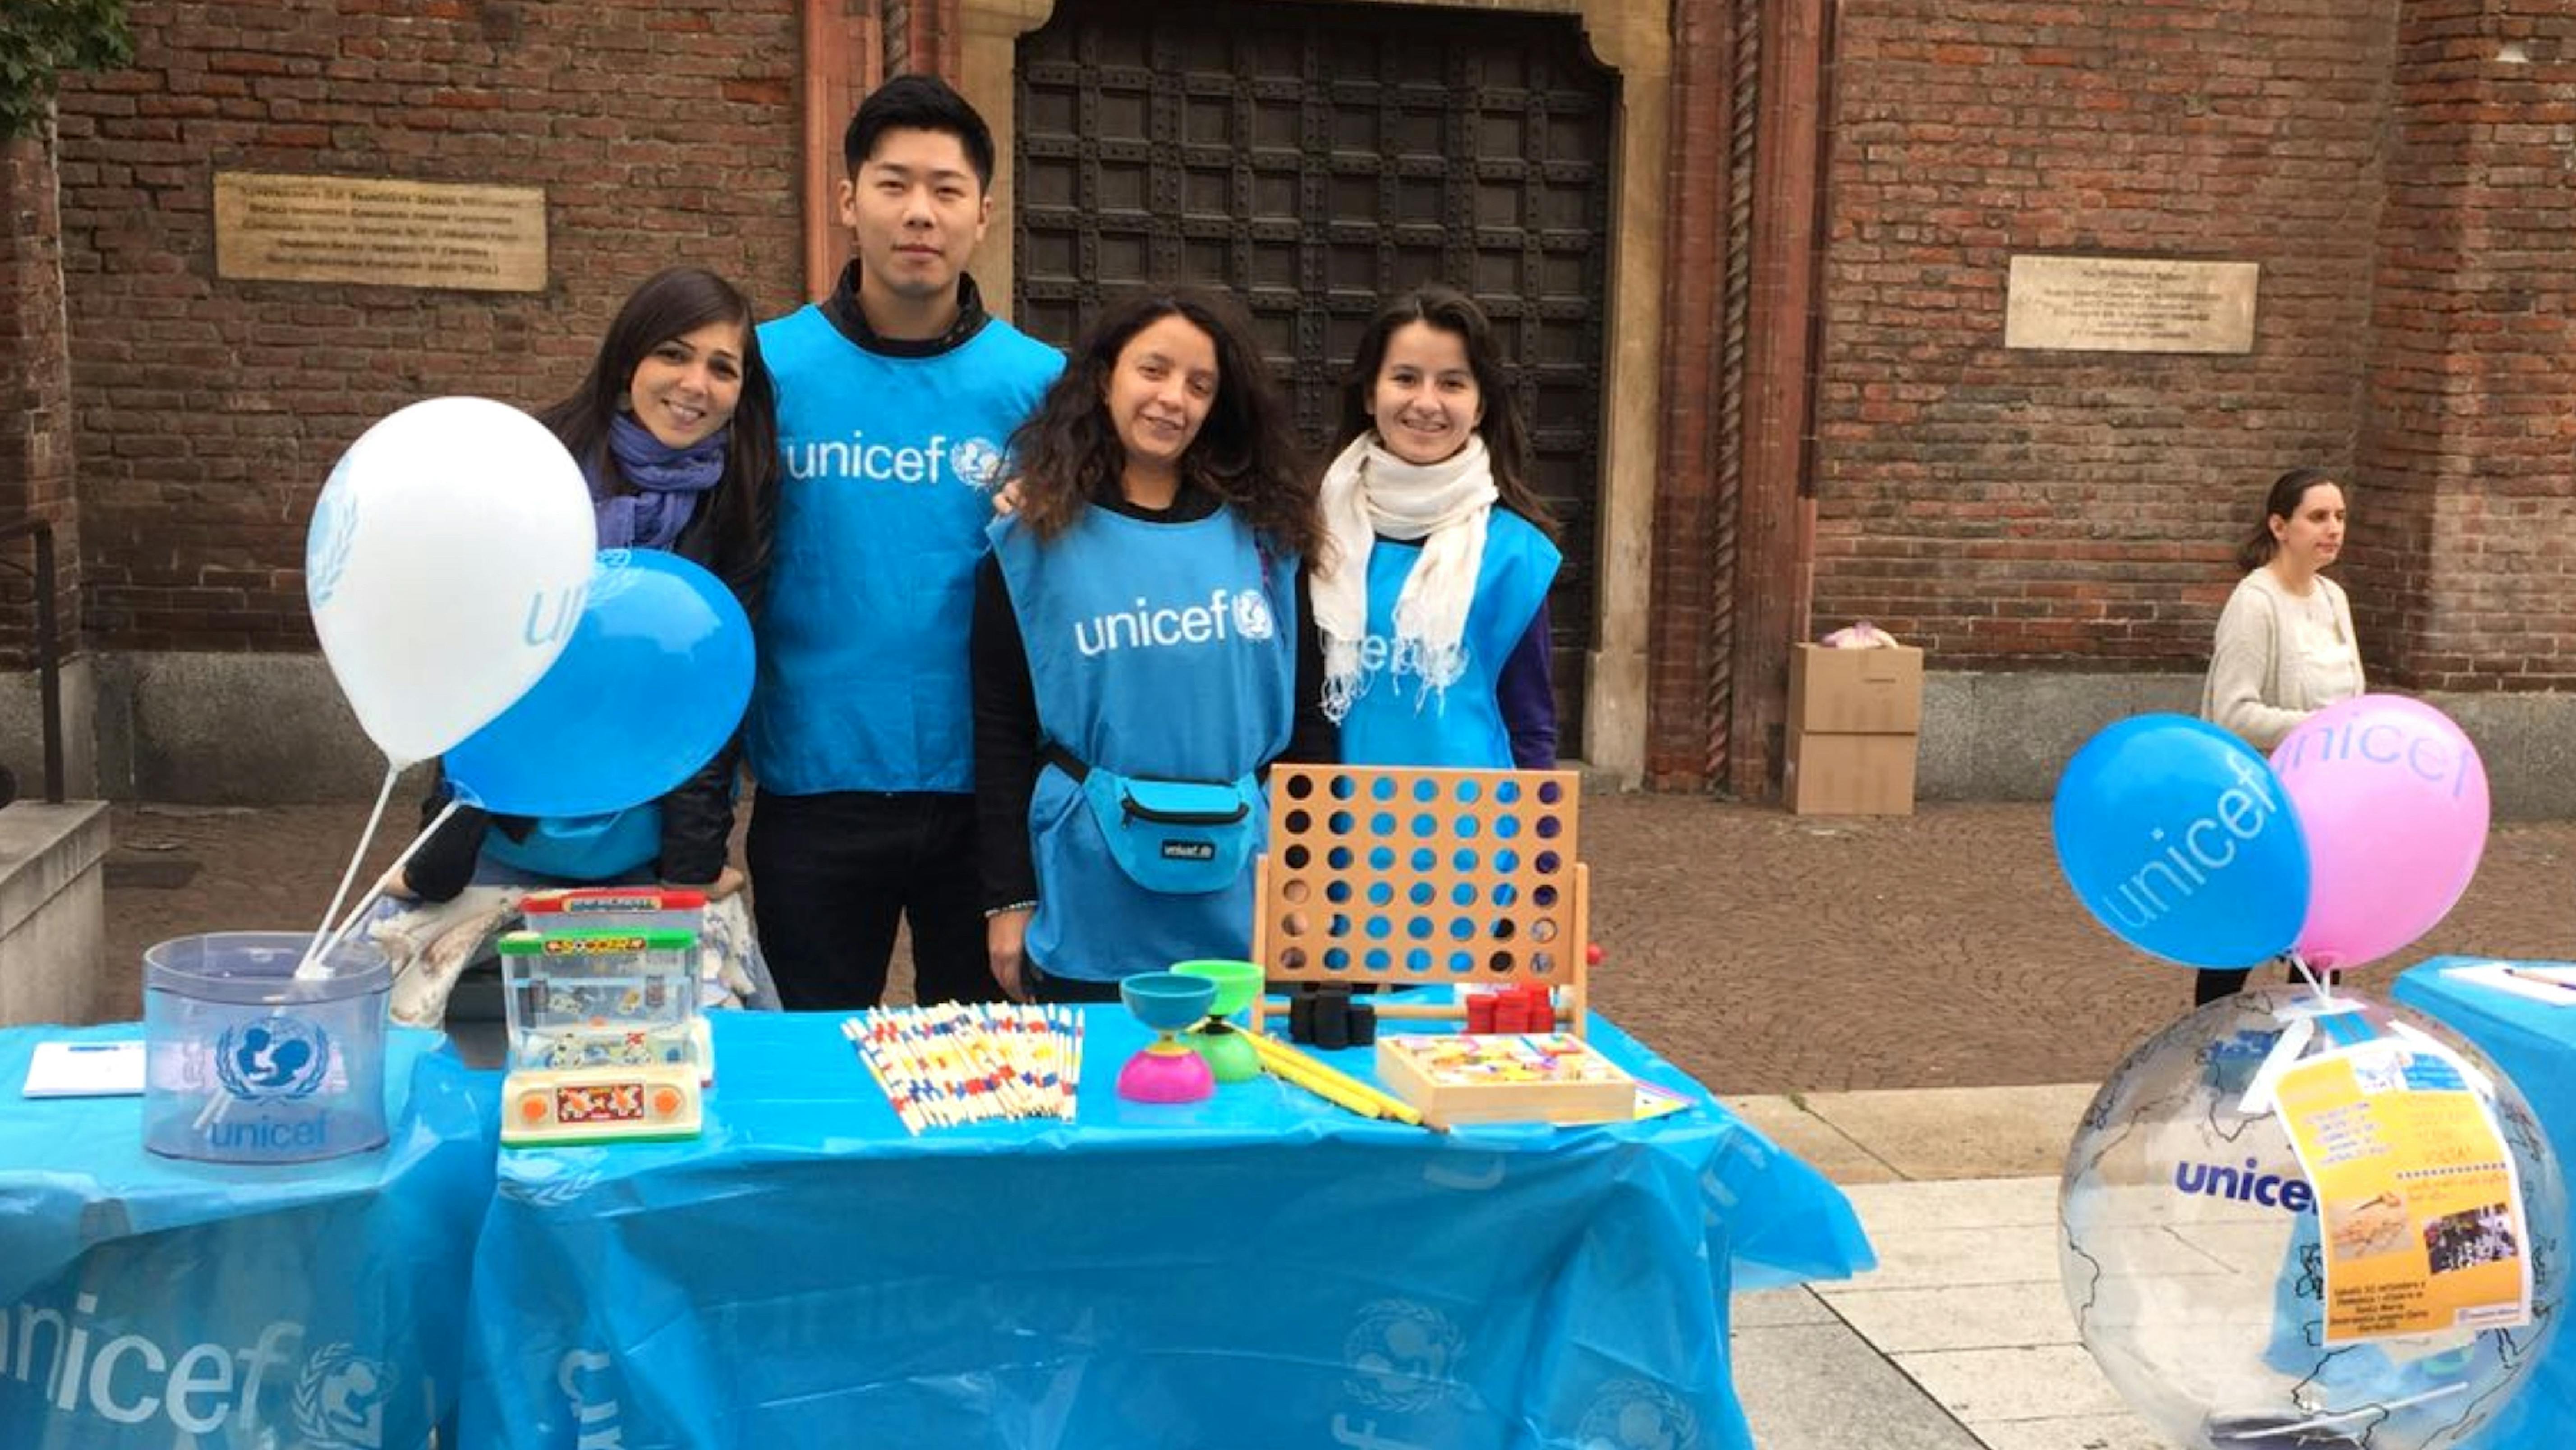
[66,791,2576,1447]
[92,792,2576,1092]
[1725,1087,2162,1449]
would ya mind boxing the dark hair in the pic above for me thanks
[1006,289,1319,558]
[843,73,995,191]
[2235,466,2344,573]
[539,266,779,613]
[1335,284,1555,537]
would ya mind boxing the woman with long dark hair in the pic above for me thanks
[972,289,1333,1002]
[392,265,778,907]
[1311,284,1561,767]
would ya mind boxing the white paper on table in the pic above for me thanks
[2443,961,2576,1008]
[21,1039,146,1097]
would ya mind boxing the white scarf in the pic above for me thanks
[1312,432,1497,722]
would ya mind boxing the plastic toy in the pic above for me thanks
[1173,959,1263,1084]
[1115,973,1217,1104]
[1249,766,1594,1038]
[1375,1032,1635,1127]
[520,887,716,1082]
[496,927,703,1146]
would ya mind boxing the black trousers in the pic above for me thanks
[1028,962,1125,1005]
[747,789,998,1010]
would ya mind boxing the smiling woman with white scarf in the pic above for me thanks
[1310,286,1563,769]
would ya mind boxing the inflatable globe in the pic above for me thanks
[2061,988,2563,1450]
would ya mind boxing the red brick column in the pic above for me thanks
[1644,0,1737,789]
[884,0,963,82]
[804,0,887,302]
[1726,0,1831,798]
[2357,1,2576,689]
[0,121,82,670]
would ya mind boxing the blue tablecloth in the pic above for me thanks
[461,1009,1873,1450]
[0,1025,499,1450]
[2396,957,2576,1449]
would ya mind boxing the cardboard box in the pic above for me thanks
[1790,643,1925,735]
[1784,730,1920,816]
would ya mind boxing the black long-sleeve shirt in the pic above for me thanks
[972,485,1336,913]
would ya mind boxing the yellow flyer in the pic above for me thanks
[2272,1042,2533,1344]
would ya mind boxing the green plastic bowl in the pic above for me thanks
[1172,959,1263,1018]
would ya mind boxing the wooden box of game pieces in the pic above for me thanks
[1374,1033,1636,1127]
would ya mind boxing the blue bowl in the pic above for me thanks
[1120,972,1219,1034]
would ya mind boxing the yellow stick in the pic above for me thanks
[1242,1032,1425,1126]
[1260,1054,1387,1120]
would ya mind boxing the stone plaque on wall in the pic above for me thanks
[2004,255,2258,354]
[214,172,547,292]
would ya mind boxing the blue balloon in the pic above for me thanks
[2051,714,2311,968]
[445,550,753,818]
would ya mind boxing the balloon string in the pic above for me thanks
[297,761,399,980]
[206,773,439,1134]
[307,798,464,969]
[2287,950,2333,1005]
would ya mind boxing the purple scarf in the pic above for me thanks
[592,412,727,552]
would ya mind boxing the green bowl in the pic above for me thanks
[1172,959,1263,1018]
[1191,1027,1264,1084]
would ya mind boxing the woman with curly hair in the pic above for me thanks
[972,289,1334,1002]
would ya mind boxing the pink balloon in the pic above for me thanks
[2269,694,2489,969]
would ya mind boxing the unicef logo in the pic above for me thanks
[1342,1299,1463,1413]
[292,1344,392,1450]
[1231,588,1276,642]
[214,1016,332,1101]
[307,466,360,609]
[1576,1379,1700,1450]
[587,549,639,604]
[949,436,1006,491]
[502,1148,609,1207]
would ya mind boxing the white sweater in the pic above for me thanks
[2200,567,2365,750]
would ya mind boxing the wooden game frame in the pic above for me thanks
[1247,765,1590,1037]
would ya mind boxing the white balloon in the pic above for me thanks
[306,397,597,766]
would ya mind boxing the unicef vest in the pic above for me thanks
[749,307,1063,794]
[479,804,663,883]
[1339,510,1559,769]
[992,506,1297,982]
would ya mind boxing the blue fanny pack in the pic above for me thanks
[1051,746,1261,896]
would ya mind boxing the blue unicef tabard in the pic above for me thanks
[1338,511,1558,769]
[749,307,1063,794]
[992,506,1296,981]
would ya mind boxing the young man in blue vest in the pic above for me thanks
[748,75,1064,1008]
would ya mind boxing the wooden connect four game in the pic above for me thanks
[1249,765,1590,1036]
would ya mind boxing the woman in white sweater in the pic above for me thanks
[2195,467,2364,1003]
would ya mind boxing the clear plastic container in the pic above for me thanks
[142,932,392,1163]
[496,927,701,1076]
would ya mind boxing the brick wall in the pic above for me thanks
[2358,0,2576,690]
[1813,0,2398,669]
[0,127,82,668]
[51,0,805,653]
